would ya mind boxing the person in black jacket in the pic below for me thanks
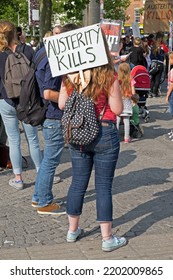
[129,37,147,69]
[150,31,169,97]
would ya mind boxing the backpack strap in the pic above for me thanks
[16,44,26,54]
[34,51,47,69]
[34,51,49,108]
[98,104,107,121]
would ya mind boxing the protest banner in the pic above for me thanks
[132,22,141,38]
[43,23,108,77]
[144,0,173,33]
[101,20,122,56]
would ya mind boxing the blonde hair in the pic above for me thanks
[0,21,16,52]
[44,30,53,38]
[134,37,141,46]
[118,62,132,98]
[63,29,115,102]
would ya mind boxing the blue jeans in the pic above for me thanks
[168,91,173,116]
[32,119,64,207]
[0,99,42,174]
[67,121,120,222]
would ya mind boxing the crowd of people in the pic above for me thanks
[0,20,172,252]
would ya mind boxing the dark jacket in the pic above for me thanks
[34,47,63,120]
[130,46,147,67]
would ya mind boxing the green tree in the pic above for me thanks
[103,0,130,22]
[39,0,52,38]
[0,0,28,26]
[0,0,131,39]
[52,0,90,24]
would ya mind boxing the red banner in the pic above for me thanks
[101,20,122,56]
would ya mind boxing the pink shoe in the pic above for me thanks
[124,138,131,143]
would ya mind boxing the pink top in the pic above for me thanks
[168,68,173,89]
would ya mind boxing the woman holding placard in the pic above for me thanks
[59,26,127,252]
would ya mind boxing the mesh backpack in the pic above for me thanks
[16,51,48,126]
[3,47,30,99]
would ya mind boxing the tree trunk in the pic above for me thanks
[83,0,100,26]
[39,0,52,39]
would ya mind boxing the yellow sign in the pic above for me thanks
[144,0,173,33]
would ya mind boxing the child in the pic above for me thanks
[117,63,134,143]
[130,93,143,138]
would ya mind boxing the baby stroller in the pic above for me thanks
[131,65,150,122]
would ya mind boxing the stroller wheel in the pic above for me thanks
[144,116,150,123]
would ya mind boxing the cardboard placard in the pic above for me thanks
[144,0,173,33]
[132,22,141,38]
[43,23,108,77]
[101,20,122,56]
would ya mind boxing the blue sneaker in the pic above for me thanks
[67,227,82,242]
[102,235,127,252]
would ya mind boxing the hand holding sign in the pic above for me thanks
[67,70,91,93]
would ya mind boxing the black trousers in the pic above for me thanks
[150,62,164,96]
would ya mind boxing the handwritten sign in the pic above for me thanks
[132,22,141,38]
[44,23,108,77]
[101,20,122,56]
[144,0,173,33]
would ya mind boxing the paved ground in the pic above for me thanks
[0,80,173,260]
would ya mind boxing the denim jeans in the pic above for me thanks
[67,121,120,222]
[32,119,64,207]
[168,91,173,116]
[0,114,7,145]
[0,99,42,174]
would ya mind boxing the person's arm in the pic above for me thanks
[108,77,123,115]
[42,61,61,103]
[131,78,136,95]
[43,89,60,103]
[166,82,173,103]
[58,80,69,110]
[166,69,173,102]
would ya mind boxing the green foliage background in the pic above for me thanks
[0,0,130,37]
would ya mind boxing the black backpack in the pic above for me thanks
[16,51,48,126]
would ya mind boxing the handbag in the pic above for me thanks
[149,60,160,75]
[0,145,12,169]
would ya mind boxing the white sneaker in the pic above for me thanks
[102,235,127,252]
[168,130,173,136]
[169,134,173,139]
[9,178,24,190]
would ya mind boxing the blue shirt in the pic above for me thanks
[34,47,63,120]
